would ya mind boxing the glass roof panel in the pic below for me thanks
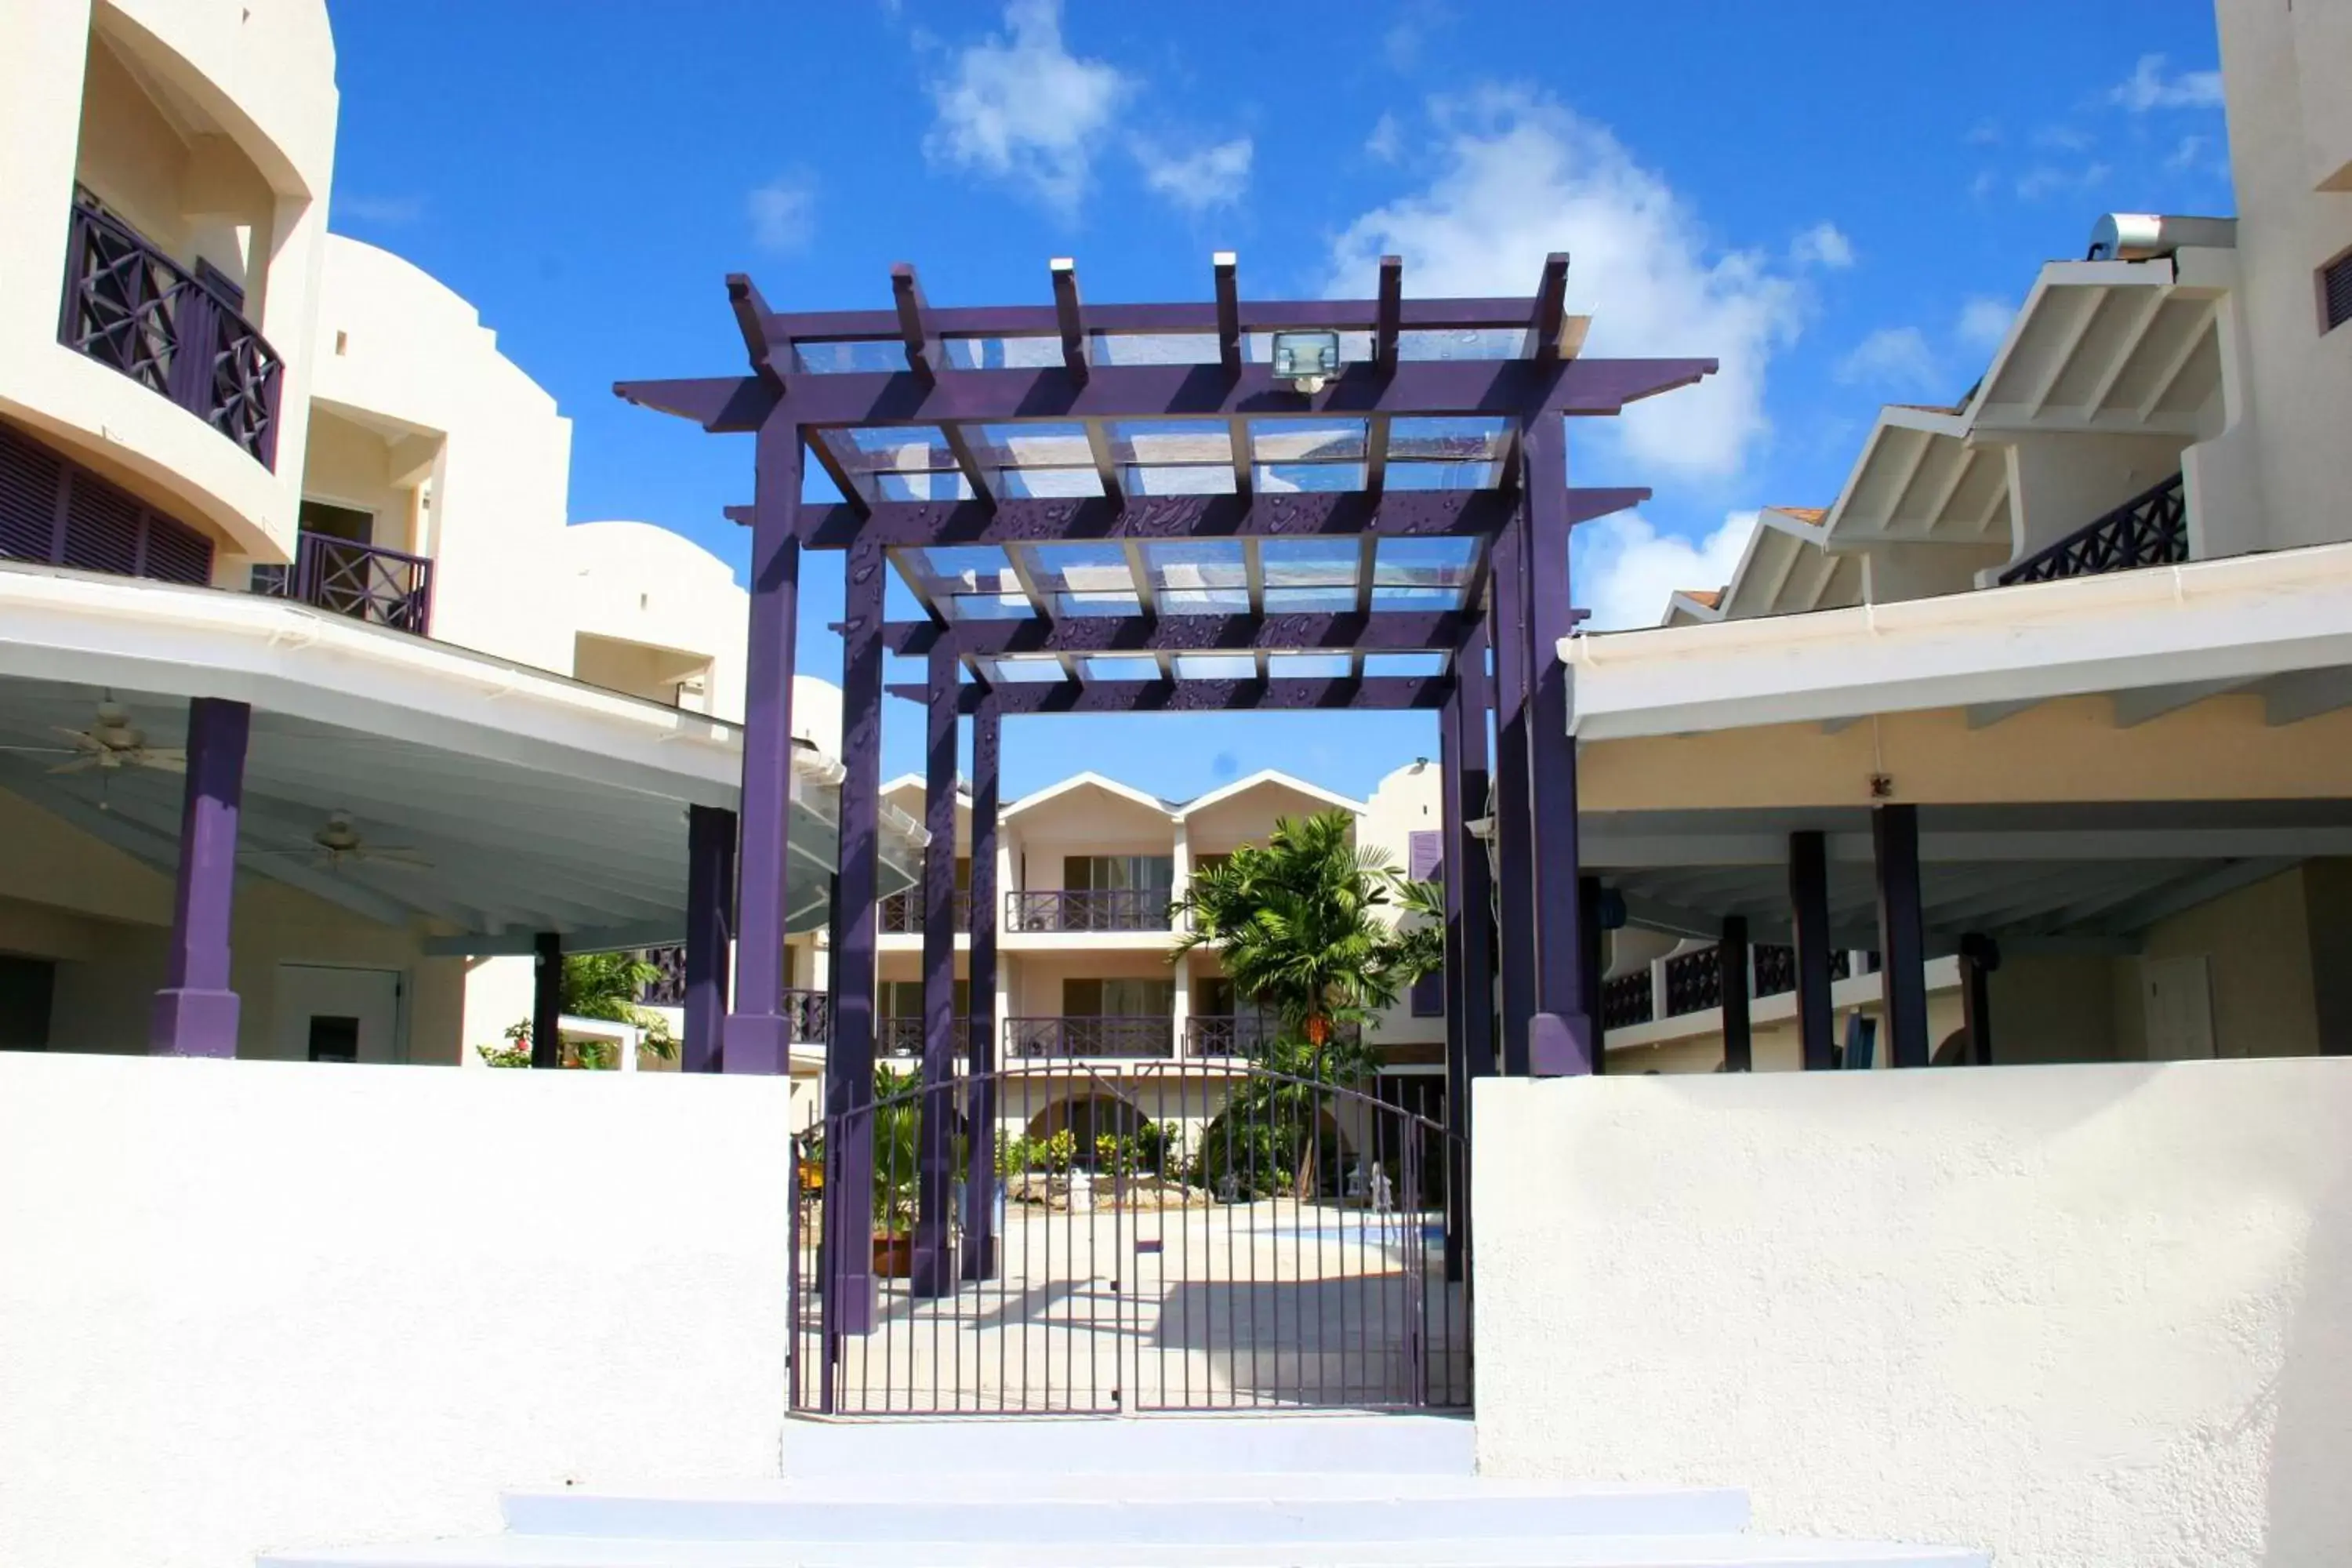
[1263,586,1359,613]
[1268,653,1353,679]
[790,339,906,375]
[1091,332,1221,366]
[822,426,960,474]
[1139,539,1246,591]
[1128,464,1237,496]
[1368,585,1465,612]
[1259,462,1367,493]
[998,467,1105,499]
[970,423,1094,470]
[938,337,1064,370]
[1250,419,1367,464]
[1025,543,1137,594]
[1389,417,1508,461]
[908,546,1015,589]
[989,656,1067,682]
[1108,420,1233,467]
[1364,652,1449,677]
[1258,538,1364,587]
[1158,586,1251,612]
[1174,654,1258,680]
[1396,328,1525,361]
[1081,655,1160,682]
[1374,536,1479,586]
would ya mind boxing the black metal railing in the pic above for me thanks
[880,889,973,934]
[1752,943,1796,999]
[1997,472,2187,586]
[1007,888,1172,933]
[1180,1013,1359,1055]
[58,199,283,468]
[252,531,434,634]
[1006,1014,1176,1059]
[1599,969,1654,1029]
[880,1015,973,1058]
[1662,948,1723,1017]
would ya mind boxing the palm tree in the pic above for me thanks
[1169,809,1444,1196]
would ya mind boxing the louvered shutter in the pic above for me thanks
[0,421,212,585]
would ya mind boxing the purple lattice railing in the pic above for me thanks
[879,888,972,934]
[254,532,434,634]
[1997,472,2187,586]
[58,201,284,470]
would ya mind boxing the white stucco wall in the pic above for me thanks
[562,521,749,720]
[1473,1062,2352,1566]
[0,1053,794,1568]
[307,236,572,671]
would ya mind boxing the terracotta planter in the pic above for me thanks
[871,1232,913,1278]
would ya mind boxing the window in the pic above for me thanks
[1064,855,1173,894]
[881,980,970,1018]
[2325,247,2352,335]
[306,1015,361,1063]
[1062,977,1174,1017]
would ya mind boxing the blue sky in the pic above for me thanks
[323,0,2231,802]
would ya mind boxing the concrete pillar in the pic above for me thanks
[530,931,562,1069]
[1720,914,1751,1072]
[1873,804,1931,1068]
[682,804,737,1073]
[1789,829,1836,1071]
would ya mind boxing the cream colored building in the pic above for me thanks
[1614,0,2352,1073]
[0,0,909,1067]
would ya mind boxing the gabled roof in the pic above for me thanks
[1001,770,1174,822]
[1181,768,1363,818]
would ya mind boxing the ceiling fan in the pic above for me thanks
[0,699,187,775]
[245,811,431,872]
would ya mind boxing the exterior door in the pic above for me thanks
[2142,955,2216,1059]
[274,964,403,1063]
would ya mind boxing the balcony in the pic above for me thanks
[58,201,283,470]
[252,532,434,635]
[879,1015,975,1058]
[1005,1015,1174,1060]
[1007,889,1172,934]
[879,890,973,935]
[1997,472,2187,586]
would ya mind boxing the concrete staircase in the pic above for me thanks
[260,1416,1987,1568]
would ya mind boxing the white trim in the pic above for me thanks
[1001,770,1176,821]
[1181,768,1365,818]
[1566,542,2352,742]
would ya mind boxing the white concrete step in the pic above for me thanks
[496,1474,1749,1544]
[263,1534,1990,1567]
[777,1414,1476,1477]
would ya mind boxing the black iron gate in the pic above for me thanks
[789,1056,1470,1416]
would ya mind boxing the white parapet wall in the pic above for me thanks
[0,1053,794,1568]
[1472,1061,2352,1567]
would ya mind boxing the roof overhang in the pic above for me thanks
[1969,251,2234,439]
[0,565,922,949]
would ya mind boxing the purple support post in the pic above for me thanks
[1789,830,1835,1071]
[1720,915,1752,1072]
[682,804,737,1073]
[531,931,562,1069]
[826,535,886,1333]
[723,413,802,1074]
[1453,622,1498,1083]
[1488,510,1538,1076]
[1438,679,1472,1284]
[962,688,1001,1282]
[910,639,960,1298]
[1874,804,1931,1069]
[150,696,249,1056]
[1520,412,1592,1076]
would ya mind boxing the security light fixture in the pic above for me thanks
[1272,329,1341,394]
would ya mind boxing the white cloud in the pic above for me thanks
[1365,111,1404,164]
[1834,325,1941,391]
[1789,221,1854,270]
[1969,169,1998,201]
[1134,136,1254,212]
[923,0,1127,216]
[746,173,815,253]
[1325,88,1803,481]
[2109,53,2223,112]
[1955,296,2014,351]
[2034,123,2093,152]
[1577,509,1758,630]
[1964,119,2002,147]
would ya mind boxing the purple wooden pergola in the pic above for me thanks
[619,252,1715,1322]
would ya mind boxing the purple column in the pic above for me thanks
[962,688,1001,1282]
[1789,830,1835,1070]
[1437,677,1472,1283]
[1452,622,1498,1083]
[531,931,562,1069]
[723,415,802,1074]
[1873,804,1930,1068]
[1488,510,1538,1076]
[825,534,885,1334]
[1521,412,1592,1076]
[150,696,249,1056]
[682,804,737,1073]
[910,638,960,1298]
[1720,914,1751,1072]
